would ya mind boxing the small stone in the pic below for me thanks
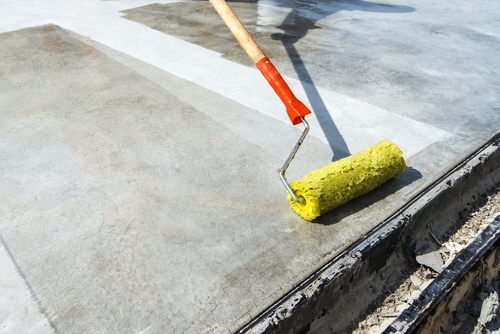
[385,294,395,304]
[410,289,421,299]
[415,240,444,273]
[379,309,400,317]
[410,275,423,288]
[366,314,378,326]
[423,268,434,279]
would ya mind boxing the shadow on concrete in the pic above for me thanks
[272,32,350,160]
[313,166,423,225]
[265,0,415,160]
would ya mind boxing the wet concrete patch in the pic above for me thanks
[120,0,419,98]
[121,0,500,137]
[120,0,416,84]
[121,1,304,68]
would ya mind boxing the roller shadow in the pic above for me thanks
[312,166,423,225]
[272,30,350,160]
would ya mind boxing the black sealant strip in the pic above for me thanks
[383,214,500,333]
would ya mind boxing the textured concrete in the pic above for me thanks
[0,0,499,333]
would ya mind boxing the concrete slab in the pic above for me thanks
[0,0,499,333]
[1,24,296,333]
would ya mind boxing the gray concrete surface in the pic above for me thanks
[0,0,499,333]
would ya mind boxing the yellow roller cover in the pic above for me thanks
[288,140,406,221]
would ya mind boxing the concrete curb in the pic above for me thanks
[238,133,500,333]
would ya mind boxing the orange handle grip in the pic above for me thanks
[208,0,310,125]
[256,57,311,125]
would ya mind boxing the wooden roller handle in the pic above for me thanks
[208,0,265,63]
[208,0,311,125]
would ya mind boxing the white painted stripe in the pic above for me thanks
[88,19,450,157]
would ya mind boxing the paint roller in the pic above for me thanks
[209,0,406,221]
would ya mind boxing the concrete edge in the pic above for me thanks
[237,133,500,334]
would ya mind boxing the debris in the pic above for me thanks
[353,185,500,334]
[422,268,434,279]
[415,240,444,273]
[366,314,378,326]
[442,242,464,268]
[379,310,400,318]
[477,284,499,326]
[410,275,423,288]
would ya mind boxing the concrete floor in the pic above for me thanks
[0,0,499,333]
